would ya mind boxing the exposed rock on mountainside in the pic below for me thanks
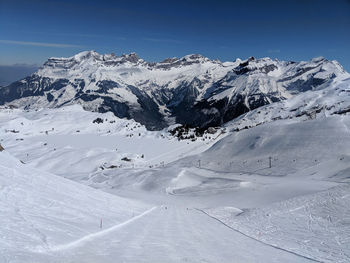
[0,51,347,130]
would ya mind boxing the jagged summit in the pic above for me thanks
[41,51,346,75]
[43,51,217,71]
[0,51,348,130]
[121,52,140,63]
[46,50,100,63]
[44,50,145,68]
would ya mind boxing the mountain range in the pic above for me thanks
[0,51,348,130]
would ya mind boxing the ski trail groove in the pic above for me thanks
[47,206,157,252]
[194,208,324,263]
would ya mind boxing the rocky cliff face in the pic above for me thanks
[0,51,347,130]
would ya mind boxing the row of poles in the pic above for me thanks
[197,157,273,169]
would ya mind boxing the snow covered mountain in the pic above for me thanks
[0,51,348,130]
[224,75,350,132]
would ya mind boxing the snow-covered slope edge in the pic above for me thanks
[0,150,149,262]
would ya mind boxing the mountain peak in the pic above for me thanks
[121,52,140,63]
[48,50,100,62]
[73,50,100,60]
[154,53,217,70]
[311,56,326,63]
[180,54,213,63]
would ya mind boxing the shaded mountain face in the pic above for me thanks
[0,51,347,130]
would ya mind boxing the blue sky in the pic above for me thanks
[0,0,350,70]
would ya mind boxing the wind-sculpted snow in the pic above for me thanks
[0,51,347,129]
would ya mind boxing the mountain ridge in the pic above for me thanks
[0,51,348,130]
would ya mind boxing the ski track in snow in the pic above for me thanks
[54,206,313,263]
[45,206,158,252]
[195,208,323,263]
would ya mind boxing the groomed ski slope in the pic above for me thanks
[49,206,314,263]
[1,151,315,263]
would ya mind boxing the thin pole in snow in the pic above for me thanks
[100,218,103,229]
[269,156,272,168]
[198,159,201,168]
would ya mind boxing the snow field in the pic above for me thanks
[0,151,149,262]
[0,82,350,262]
